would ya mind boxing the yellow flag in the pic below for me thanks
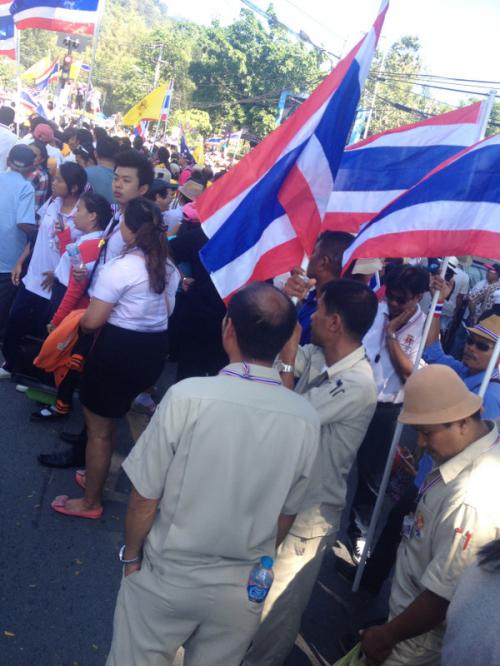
[122,82,169,127]
[192,139,204,166]
[21,56,51,81]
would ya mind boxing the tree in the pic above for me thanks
[169,108,212,141]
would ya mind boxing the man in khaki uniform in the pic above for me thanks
[106,282,320,666]
[362,364,500,666]
[244,279,379,665]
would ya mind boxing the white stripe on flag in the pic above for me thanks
[296,133,334,216]
[350,123,484,150]
[210,214,297,298]
[327,189,402,213]
[14,7,97,23]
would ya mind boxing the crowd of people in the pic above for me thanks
[0,103,499,666]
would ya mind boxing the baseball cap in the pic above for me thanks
[8,144,35,171]
[33,123,54,143]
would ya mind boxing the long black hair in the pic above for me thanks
[123,197,169,294]
[79,192,112,230]
[59,162,87,198]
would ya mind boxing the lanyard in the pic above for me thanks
[219,362,281,386]
[417,473,441,499]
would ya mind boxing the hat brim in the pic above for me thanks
[398,393,482,425]
[465,325,497,344]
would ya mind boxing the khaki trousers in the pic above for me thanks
[106,560,262,666]
[242,531,332,666]
[381,631,442,665]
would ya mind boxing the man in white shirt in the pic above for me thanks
[105,282,320,666]
[243,279,378,665]
[347,263,429,561]
[0,106,18,172]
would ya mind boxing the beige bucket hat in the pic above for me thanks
[399,364,482,425]
[465,314,500,344]
[178,180,204,201]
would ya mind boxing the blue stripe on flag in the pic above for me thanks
[335,145,466,191]
[314,59,361,177]
[10,0,98,13]
[0,15,14,38]
[368,144,500,226]
[200,142,306,272]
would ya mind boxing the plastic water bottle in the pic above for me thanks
[67,243,84,269]
[247,556,274,603]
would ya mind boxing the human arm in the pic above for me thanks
[277,322,302,389]
[51,271,89,327]
[122,487,159,576]
[361,589,449,665]
[276,513,296,548]
[283,267,316,300]
[11,242,31,286]
[385,310,416,381]
[56,226,72,255]
[80,297,114,333]
[16,183,36,236]
[425,275,453,347]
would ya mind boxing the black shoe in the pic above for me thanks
[31,406,66,422]
[60,429,86,445]
[38,447,85,468]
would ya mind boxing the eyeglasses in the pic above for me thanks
[465,335,494,352]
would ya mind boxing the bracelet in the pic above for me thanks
[434,302,444,318]
[386,331,397,341]
[119,545,142,565]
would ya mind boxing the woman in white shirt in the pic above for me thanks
[51,197,180,519]
[1,162,87,376]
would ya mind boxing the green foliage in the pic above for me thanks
[169,108,212,139]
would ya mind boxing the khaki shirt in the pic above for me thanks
[123,363,320,573]
[390,423,500,637]
[291,345,377,538]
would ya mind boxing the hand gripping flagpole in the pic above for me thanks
[352,89,497,593]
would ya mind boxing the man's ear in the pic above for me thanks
[327,311,342,335]
[138,183,149,197]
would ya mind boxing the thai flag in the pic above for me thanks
[10,0,100,35]
[20,90,46,117]
[134,120,149,139]
[0,0,15,60]
[198,1,389,301]
[34,58,59,91]
[160,80,173,123]
[342,131,500,268]
[180,134,195,163]
[324,102,486,233]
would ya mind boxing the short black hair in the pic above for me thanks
[146,179,168,200]
[492,263,500,277]
[114,149,154,189]
[316,231,354,278]
[227,282,297,363]
[385,264,429,297]
[0,106,15,126]
[322,279,378,340]
[79,192,112,230]
[59,162,87,197]
[96,137,120,161]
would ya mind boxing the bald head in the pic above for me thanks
[227,282,297,363]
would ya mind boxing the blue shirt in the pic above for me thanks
[85,165,115,204]
[0,171,36,273]
[298,289,317,345]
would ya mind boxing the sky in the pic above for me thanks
[162,0,500,106]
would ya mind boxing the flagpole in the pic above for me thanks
[80,0,105,127]
[15,26,21,136]
[352,91,496,592]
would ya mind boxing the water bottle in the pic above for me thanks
[247,556,274,603]
[67,243,84,270]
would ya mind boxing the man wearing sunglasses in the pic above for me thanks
[424,274,500,417]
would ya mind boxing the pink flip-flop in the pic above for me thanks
[75,469,86,490]
[51,495,103,520]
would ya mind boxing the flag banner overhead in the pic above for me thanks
[21,54,50,80]
[342,132,500,269]
[122,82,170,127]
[34,58,59,90]
[198,1,389,302]
[10,0,99,35]
[20,89,46,117]
[324,102,486,233]
[160,79,173,123]
[0,0,15,59]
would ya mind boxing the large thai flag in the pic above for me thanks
[342,132,500,268]
[0,0,15,60]
[34,58,59,91]
[198,1,389,301]
[10,0,99,35]
[324,102,487,233]
[160,80,174,123]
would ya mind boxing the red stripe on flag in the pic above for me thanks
[322,211,372,233]
[0,49,15,59]
[278,164,322,256]
[14,17,95,35]
[345,229,500,272]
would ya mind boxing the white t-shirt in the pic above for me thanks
[87,212,124,297]
[92,253,180,332]
[442,266,469,319]
[54,229,103,287]
[23,198,81,299]
[163,207,183,232]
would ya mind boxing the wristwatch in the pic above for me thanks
[118,545,142,564]
[386,331,398,341]
[275,360,294,374]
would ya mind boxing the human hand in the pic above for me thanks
[47,322,55,334]
[283,267,315,300]
[360,624,396,666]
[181,277,195,292]
[72,265,88,282]
[123,561,142,577]
[41,271,54,291]
[11,263,22,286]
[279,322,302,364]
[386,307,415,335]
[429,275,453,301]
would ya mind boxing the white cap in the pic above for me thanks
[352,258,383,275]
[441,256,458,273]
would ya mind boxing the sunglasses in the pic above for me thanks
[465,335,493,352]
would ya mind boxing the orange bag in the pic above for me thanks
[34,309,86,385]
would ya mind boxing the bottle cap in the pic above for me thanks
[261,556,273,569]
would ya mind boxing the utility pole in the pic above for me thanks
[152,43,165,91]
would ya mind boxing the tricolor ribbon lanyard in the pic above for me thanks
[219,362,281,386]
[402,474,442,540]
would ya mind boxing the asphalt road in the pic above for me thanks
[0,363,389,666]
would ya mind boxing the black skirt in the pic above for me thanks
[79,323,169,418]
